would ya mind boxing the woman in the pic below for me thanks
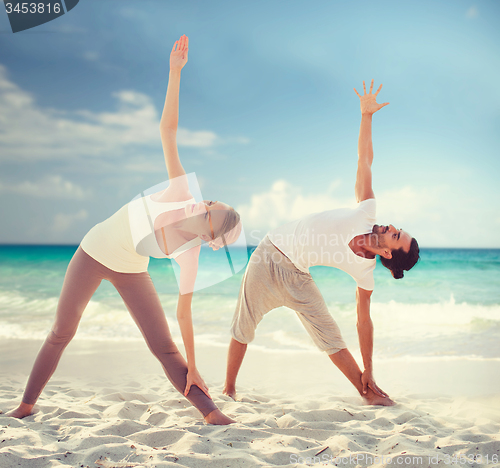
[7,35,240,425]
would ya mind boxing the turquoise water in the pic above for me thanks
[0,245,499,360]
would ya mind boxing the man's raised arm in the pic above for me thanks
[353,80,389,203]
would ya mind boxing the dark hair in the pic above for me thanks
[380,237,420,279]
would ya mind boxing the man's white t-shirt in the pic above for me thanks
[267,199,377,291]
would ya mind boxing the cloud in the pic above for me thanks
[0,64,245,163]
[52,209,88,232]
[236,180,500,248]
[236,179,352,241]
[83,51,99,61]
[0,175,89,200]
[218,136,251,145]
[177,128,218,147]
[376,185,445,224]
[376,184,500,247]
[466,6,478,18]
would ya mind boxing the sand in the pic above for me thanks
[1,339,499,468]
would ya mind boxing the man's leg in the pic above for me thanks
[223,238,282,400]
[288,274,394,405]
[222,338,247,399]
[328,349,394,405]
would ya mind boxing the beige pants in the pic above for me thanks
[230,236,346,354]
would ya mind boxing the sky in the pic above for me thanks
[0,0,499,247]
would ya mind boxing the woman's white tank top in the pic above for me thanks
[80,195,200,273]
[128,195,201,260]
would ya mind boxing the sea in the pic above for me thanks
[0,245,499,363]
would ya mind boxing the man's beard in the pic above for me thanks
[371,226,387,249]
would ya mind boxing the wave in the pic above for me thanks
[1,290,499,359]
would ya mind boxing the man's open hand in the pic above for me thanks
[354,79,389,115]
[361,370,388,398]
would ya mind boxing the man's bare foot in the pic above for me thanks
[222,384,237,401]
[5,402,34,419]
[204,409,235,425]
[362,388,395,406]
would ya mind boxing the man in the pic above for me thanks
[223,80,419,406]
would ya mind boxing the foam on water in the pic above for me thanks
[1,246,499,361]
[1,286,498,361]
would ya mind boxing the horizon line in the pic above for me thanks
[1,243,500,250]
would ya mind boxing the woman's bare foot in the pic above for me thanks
[204,408,235,425]
[222,384,237,401]
[362,388,395,406]
[5,402,34,419]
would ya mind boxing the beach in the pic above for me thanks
[1,338,500,468]
[1,245,500,467]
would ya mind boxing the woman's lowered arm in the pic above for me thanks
[175,247,212,399]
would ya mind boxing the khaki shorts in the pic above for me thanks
[230,236,346,354]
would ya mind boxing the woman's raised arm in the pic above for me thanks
[159,35,189,180]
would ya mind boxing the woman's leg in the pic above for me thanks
[21,247,104,407]
[111,271,218,418]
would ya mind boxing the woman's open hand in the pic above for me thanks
[354,79,389,115]
[184,367,212,399]
[170,35,189,72]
